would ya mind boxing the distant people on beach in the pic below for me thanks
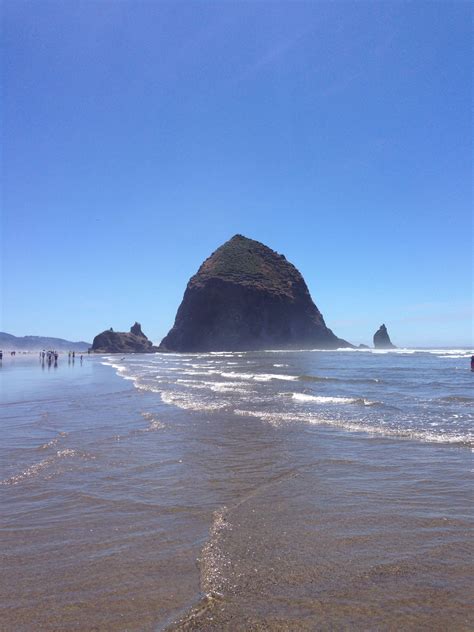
[471,355,474,372]
[0,350,2,361]
[39,350,59,368]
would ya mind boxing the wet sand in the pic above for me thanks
[171,437,473,630]
[1,354,472,630]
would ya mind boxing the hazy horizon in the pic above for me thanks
[1,327,473,351]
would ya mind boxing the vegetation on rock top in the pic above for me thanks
[192,234,305,297]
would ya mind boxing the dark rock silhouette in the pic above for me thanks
[160,234,352,352]
[373,324,396,349]
[91,323,157,353]
[130,322,146,338]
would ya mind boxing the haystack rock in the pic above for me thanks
[373,324,396,349]
[91,322,158,353]
[159,234,352,352]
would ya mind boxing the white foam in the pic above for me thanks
[190,363,214,369]
[425,349,473,356]
[176,379,209,389]
[182,369,218,376]
[322,348,474,356]
[217,371,252,380]
[183,369,299,381]
[101,361,125,371]
[160,391,228,412]
[234,409,473,446]
[292,393,377,406]
[209,352,236,356]
[214,371,299,382]
[255,373,299,381]
[176,378,253,394]
[204,381,252,393]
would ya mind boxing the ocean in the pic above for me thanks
[1,349,473,630]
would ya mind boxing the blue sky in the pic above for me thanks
[2,1,472,347]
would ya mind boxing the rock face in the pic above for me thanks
[160,235,351,352]
[373,324,396,349]
[130,322,146,338]
[91,322,157,353]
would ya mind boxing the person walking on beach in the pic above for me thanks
[471,355,474,372]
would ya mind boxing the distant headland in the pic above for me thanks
[0,332,90,352]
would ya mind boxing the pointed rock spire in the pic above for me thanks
[373,324,396,349]
[130,322,145,337]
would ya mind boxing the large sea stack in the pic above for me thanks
[373,324,396,349]
[91,322,158,353]
[159,235,351,352]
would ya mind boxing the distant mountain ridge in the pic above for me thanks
[0,332,90,351]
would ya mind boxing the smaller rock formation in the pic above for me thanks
[358,344,370,349]
[91,322,158,353]
[373,324,396,349]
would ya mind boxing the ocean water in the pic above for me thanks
[1,349,473,630]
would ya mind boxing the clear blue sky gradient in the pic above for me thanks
[2,1,472,347]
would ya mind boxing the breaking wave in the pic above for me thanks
[234,409,473,447]
[299,374,381,384]
[99,350,473,449]
[160,390,229,412]
[292,393,378,406]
